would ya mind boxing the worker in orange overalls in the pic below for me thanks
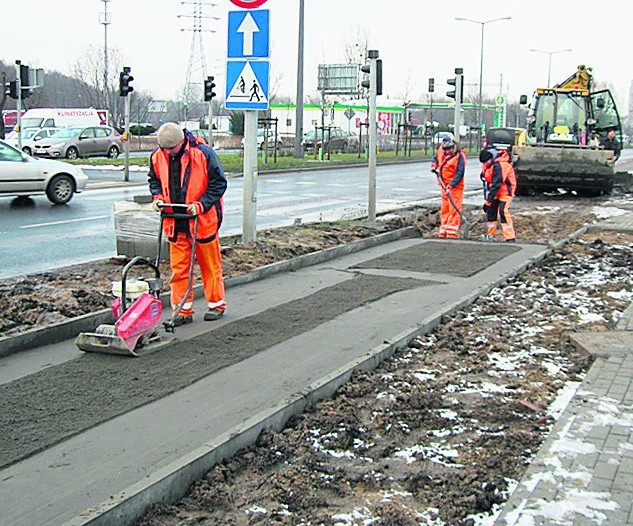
[430,137,466,239]
[148,122,227,325]
[479,148,516,242]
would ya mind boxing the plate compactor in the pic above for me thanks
[75,203,198,357]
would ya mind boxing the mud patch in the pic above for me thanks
[0,273,429,468]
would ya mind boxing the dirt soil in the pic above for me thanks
[2,195,633,525]
[130,198,632,526]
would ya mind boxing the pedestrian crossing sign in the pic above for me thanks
[225,60,270,110]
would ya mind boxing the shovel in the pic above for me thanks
[433,170,471,239]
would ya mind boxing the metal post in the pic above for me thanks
[478,24,484,147]
[367,50,378,222]
[243,110,258,243]
[207,100,213,145]
[547,54,552,88]
[15,60,22,151]
[454,68,463,146]
[529,49,572,89]
[124,94,130,182]
[101,0,111,118]
[293,0,305,158]
[455,17,511,146]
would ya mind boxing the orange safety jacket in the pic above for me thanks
[483,153,516,200]
[148,130,227,243]
[432,147,466,189]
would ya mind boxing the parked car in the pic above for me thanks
[0,139,88,204]
[241,129,283,150]
[4,127,58,156]
[432,131,455,146]
[33,125,123,160]
[302,127,356,153]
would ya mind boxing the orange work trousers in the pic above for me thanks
[486,196,516,241]
[438,186,464,239]
[169,233,226,317]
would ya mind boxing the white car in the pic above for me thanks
[4,127,59,156]
[241,129,283,150]
[0,140,88,204]
[432,131,455,146]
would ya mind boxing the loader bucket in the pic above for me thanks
[514,144,615,195]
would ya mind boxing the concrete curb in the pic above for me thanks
[0,227,417,359]
[63,239,560,525]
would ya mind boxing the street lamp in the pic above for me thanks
[455,16,511,145]
[530,48,572,88]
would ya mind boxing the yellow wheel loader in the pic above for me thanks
[514,65,622,196]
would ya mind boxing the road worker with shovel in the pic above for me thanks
[430,137,467,239]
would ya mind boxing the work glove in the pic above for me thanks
[152,199,165,212]
[445,185,452,195]
[430,164,438,173]
[188,202,203,216]
[482,201,491,213]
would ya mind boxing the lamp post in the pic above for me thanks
[455,16,510,146]
[529,48,572,87]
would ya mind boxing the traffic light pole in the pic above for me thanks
[208,101,213,145]
[203,76,216,145]
[242,110,258,243]
[15,60,22,151]
[367,50,378,222]
[123,94,130,182]
[453,68,463,145]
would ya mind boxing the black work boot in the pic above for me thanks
[204,308,224,321]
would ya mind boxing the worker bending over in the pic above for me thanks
[479,148,516,243]
[149,122,228,325]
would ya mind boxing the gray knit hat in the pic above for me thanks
[157,122,184,148]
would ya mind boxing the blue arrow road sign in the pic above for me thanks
[227,10,270,59]
[225,60,270,110]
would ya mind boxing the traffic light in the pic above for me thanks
[20,64,31,99]
[119,67,134,97]
[360,58,383,96]
[447,68,464,103]
[7,80,19,99]
[428,78,435,93]
[204,76,216,101]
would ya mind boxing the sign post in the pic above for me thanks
[226,5,270,243]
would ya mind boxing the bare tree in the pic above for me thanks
[70,45,126,125]
[343,27,370,65]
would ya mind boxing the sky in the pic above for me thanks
[2,0,631,112]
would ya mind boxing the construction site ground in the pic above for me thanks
[1,193,633,526]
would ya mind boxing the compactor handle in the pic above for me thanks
[157,202,197,220]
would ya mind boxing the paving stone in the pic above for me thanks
[593,461,619,480]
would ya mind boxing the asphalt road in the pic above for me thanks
[0,160,512,279]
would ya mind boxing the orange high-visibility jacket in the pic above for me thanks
[483,153,516,200]
[432,147,466,189]
[149,130,227,243]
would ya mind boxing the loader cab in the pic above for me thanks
[526,90,590,145]
[526,88,622,146]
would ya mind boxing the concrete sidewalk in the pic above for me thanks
[0,235,549,526]
[494,215,633,526]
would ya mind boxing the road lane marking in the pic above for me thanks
[19,215,110,229]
